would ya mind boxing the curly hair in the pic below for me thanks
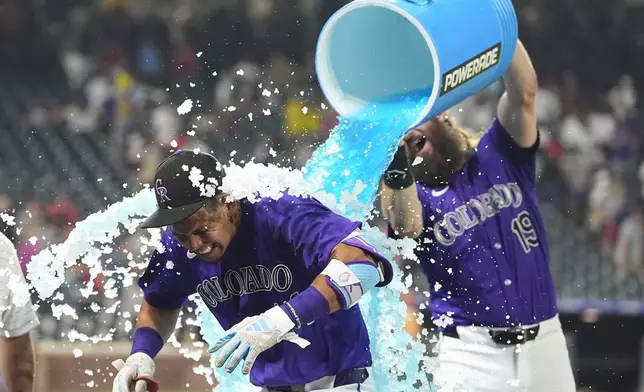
[456,125,483,151]
[204,194,241,227]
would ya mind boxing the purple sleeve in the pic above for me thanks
[339,230,394,286]
[261,195,393,284]
[137,228,200,309]
[477,119,540,183]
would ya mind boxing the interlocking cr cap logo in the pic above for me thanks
[155,179,171,202]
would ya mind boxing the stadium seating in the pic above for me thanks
[0,76,128,215]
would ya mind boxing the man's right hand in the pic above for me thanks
[384,142,415,190]
[112,353,158,392]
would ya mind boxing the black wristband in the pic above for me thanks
[384,145,414,189]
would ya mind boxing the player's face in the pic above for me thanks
[170,203,239,263]
[403,112,467,187]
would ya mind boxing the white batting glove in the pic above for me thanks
[111,352,159,392]
[208,306,311,375]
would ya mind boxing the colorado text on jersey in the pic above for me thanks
[197,264,294,308]
[429,182,524,246]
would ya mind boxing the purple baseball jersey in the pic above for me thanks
[139,193,393,387]
[390,119,557,328]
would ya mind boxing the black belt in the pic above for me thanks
[265,367,369,392]
[443,325,541,346]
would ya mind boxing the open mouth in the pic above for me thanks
[412,136,432,158]
[414,137,426,154]
[197,244,218,257]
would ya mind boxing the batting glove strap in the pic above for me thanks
[384,145,415,189]
[281,285,330,328]
[280,301,303,329]
[238,307,310,354]
[262,305,297,336]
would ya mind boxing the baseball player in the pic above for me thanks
[111,150,394,392]
[0,232,40,392]
[380,41,577,391]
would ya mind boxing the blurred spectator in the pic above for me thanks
[45,193,79,233]
[535,74,562,133]
[63,97,96,133]
[588,168,626,249]
[84,70,112,115]
[149,91,180,145]
[171,36,198,80]
[614,200,644,281]
[283,89,322,137]
[609,75,638,121]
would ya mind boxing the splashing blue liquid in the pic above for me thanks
[304,98,424,220]
[303,98,434,392]
[199,96,437,391]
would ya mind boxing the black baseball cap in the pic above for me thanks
[140,150,225,229]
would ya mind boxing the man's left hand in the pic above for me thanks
[209,306,310,374]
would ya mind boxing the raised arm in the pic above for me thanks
[496,40,539,148]
[380,144,424,239]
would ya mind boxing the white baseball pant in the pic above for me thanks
[260,369,375,392]
[433,315,576,392]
